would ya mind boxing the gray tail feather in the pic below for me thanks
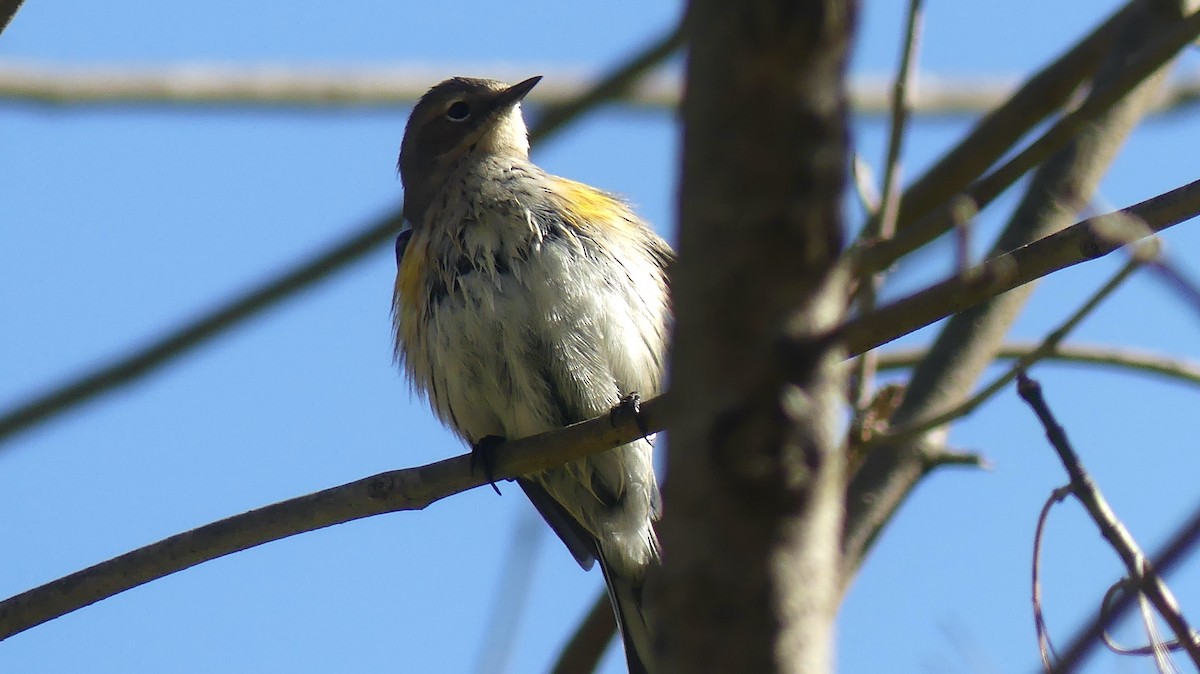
[517,478,656,672]
[598,555,656,674]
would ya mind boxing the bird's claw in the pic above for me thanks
[610,392,650,438]
[470,435,505,496]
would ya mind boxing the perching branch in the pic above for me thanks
[6,172,1199,644]
[0,391,675,642]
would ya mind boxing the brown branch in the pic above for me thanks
[856,6,1200,275]
[850,0,924,408]
[0,24,685,446]
[1017,373,1200,671]
[0,392,675,642]
[6,163,1188,644]
[7,194,1196,644]
[876,342,1200,388]
[863,253,1143,453]
[1053,498,1200,671]
[843,178,1200,358]
[1033,486,1074,671]
[0,61,675,111]
[873,0,1139,235]
[842,0,1185,584]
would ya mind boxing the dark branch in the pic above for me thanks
[1016,373,1200,671]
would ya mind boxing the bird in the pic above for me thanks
[391,75,672,673]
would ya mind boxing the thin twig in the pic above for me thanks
[1054,499,1200,671]
[864,251,1144,451]
[849,0,924,409]
[854,8,1200,275]
[1016,373,1200,671]
[843,178,1200,357]
[885,0,1138,232]
[1034,486,1072,672]
[875,342,1200,388]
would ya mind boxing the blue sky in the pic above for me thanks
[3,1,1200,672]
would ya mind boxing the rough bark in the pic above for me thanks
[657,1,856,672]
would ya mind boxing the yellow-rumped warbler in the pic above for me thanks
[392,76,671,674]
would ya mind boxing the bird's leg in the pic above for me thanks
[610,392,650,438]
[471,435,505,496]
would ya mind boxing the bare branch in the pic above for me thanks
[843,0,1186,583]
[849,0,924,408]
[10,62,1200,118]
[843,178,1200,357]
[878,0,1140,234]
[864,251,1144,452]
[856,7,1200,275]
[876,342,1200,389]
[0,391,675,642]
[12,193,1196,642]
[1054,499,1200,671]
[1017,373,1200,671]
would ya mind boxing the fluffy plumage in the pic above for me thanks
[392,77,671,673]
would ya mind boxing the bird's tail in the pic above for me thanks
[598,555,656,674]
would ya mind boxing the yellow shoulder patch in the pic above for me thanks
[549,176,632,231]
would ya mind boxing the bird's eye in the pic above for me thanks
[446,101,471,121]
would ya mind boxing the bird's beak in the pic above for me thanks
[497,76,542,109]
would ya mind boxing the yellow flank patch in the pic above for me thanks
[395,233,428,316]
[550,176,631,231]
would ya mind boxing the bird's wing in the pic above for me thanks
[394,228,413,269]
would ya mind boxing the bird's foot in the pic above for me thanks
[470,435,506,496]
[610,392,650,438]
